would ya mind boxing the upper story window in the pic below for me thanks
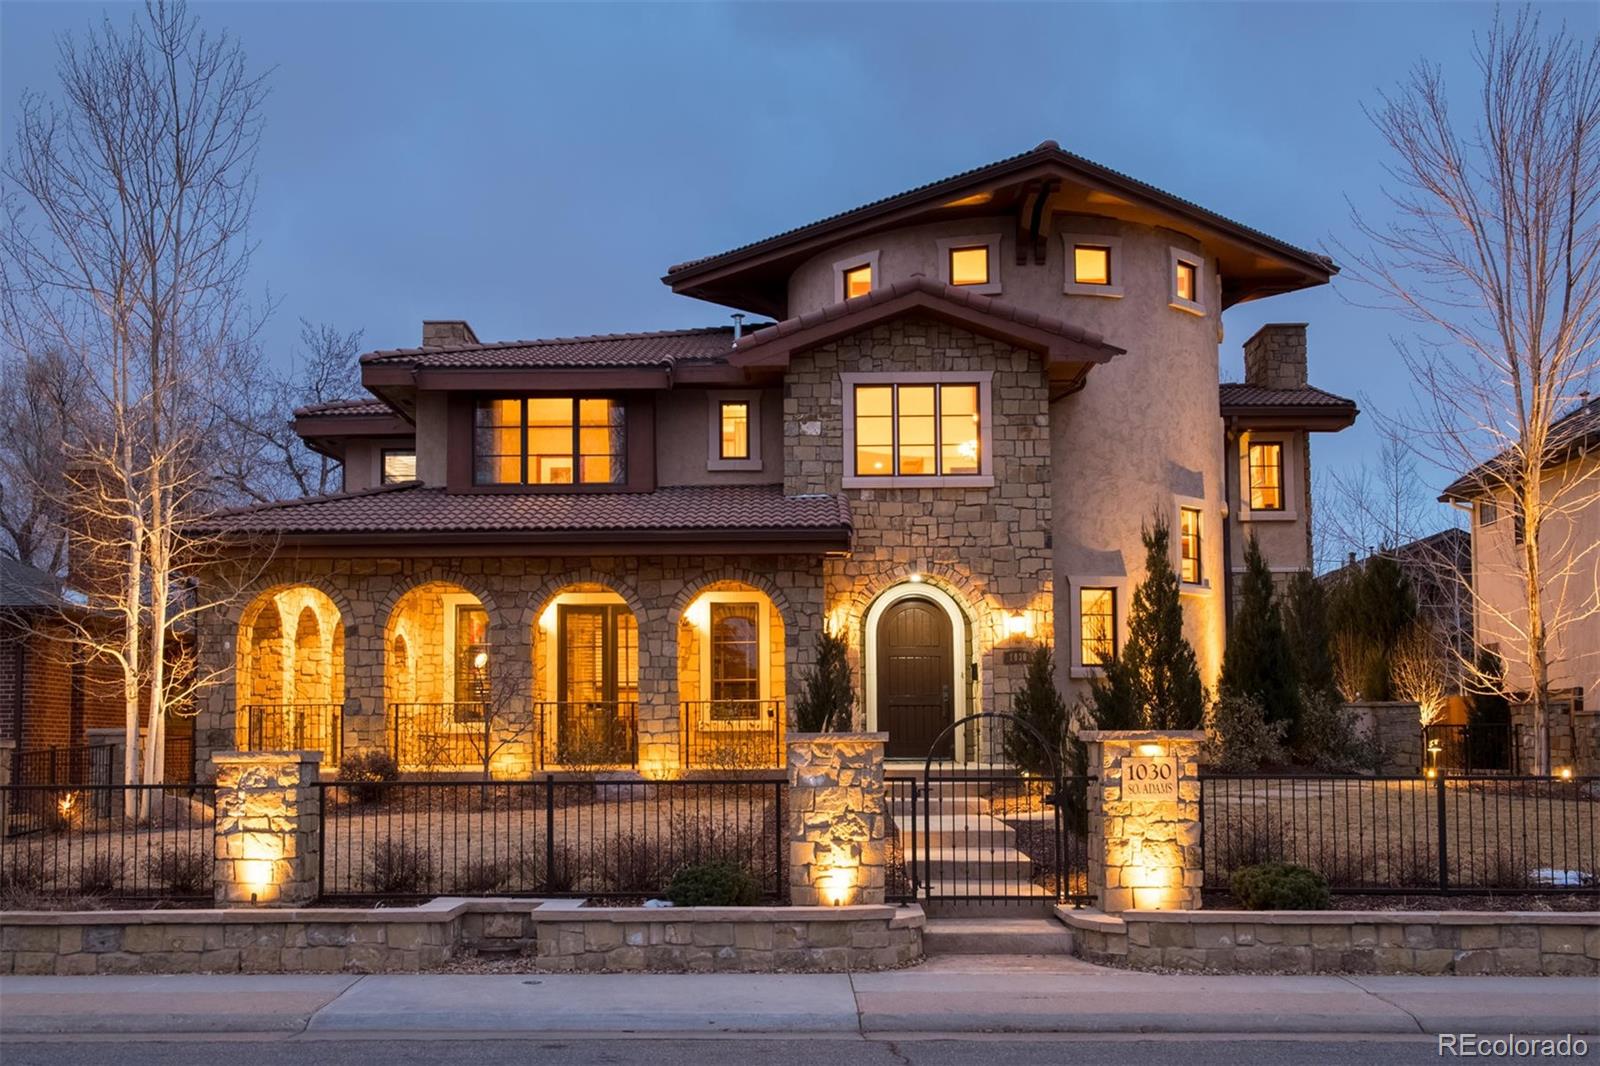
[1062,234,1124,298]
[473,397,625,486]
[1248,442,1284,511]
[719,400,750,460]
[1074,245,1111,285]
[706,391,762,472]
[841,373,994,488]
[1179,506,1203,584]
[936,235,1002,295]
[1169,247,1206,316]
[1478,499,1499,525]
[832,250,880,303]
[1079,587,1117,666]
[843,263,873,299]
[382,449,416,484]
[948,246,989,286]
[1176,261,1197,301]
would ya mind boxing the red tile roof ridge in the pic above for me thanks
[207,480,421,519]
[359,324,771,364]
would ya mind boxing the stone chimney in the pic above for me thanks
[1243,323,1308,389]
[422,320,479,348]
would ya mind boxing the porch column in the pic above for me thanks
[1082,730,1204,913]
[787,732,888,905]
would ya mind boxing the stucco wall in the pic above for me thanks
[413,392,450,487]
[1227,428,1313,574]
[654,387,784,487]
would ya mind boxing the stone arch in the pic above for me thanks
[861,578,976,760]
[382,579,502,772]
[234,583,346,758]
[672,573,790,753]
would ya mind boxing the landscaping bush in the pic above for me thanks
[667,860,761,906]
[1202,693,1286,771]
[1006,642,1067,776]
[146,845,214,895]
[1229,861,1330,910]
[0,849,52,905]
[793,627,855,732]
[1293,689,1381,772]
[366,840,436,895]
[76,855,119,897]
[339,751,400,803]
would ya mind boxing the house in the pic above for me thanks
[190,141,1356,774]
[1440,394,1600,773]
[1325,527,1475,664]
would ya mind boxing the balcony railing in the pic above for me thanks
[536,700,639,769]
[388,702,490,772]
[240,703,343,763]
[681,700,784,770]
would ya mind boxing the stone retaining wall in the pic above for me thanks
[1059,906,1600,976]
[0,899,923,976]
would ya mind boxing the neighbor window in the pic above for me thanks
[709,601,761,720]
[843,263,873,299]
[473,397,625,485]
[853,382,981,477]
[1179,507,1202,584]
[1513,503,1526,546]
[1073,245,1112,286]
[1079,588,1117,666]
[1248,442,1284,511]
[1479,500,1499,525]
[381,449,416,484]
[719,400,750,460]
[948,245,990,286]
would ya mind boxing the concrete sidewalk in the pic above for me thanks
[1,958,1595,1037]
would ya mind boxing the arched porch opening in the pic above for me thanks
[235,586,345,762]
[533,583,640,769]
[385,581,491,773]
[677,580,787,770]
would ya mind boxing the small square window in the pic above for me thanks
[719,401,750,460]
[1074,245,1112,286]
[382,450,416,484]
[1080,588,1117,667]
[1479,500,1499,525]
[1176,260,1197,303]
[948,246,990,286]
[843,263,872,299]
[1179,507,1202,584]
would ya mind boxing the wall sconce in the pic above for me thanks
[472,649,489,671]
[1557,767,1573,781]
[1136,742,1166,758]
[908,573,924,584]
[684,597,710,629]
[538,603,558,632]
[819,866,855,906]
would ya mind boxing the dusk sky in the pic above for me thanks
[4,1,1595,534]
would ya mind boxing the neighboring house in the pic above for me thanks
[191,141,1356,773]
[1324,527,1475,660]
[1440,395,1600,772]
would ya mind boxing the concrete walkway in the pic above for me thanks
[1,957,1595,1037]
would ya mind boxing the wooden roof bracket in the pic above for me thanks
[1016,178,1060,265]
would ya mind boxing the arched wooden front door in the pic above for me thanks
[877,597,954,759]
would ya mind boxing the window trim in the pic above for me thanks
[472,395,627,487]
[1175,495,1209,592]
[832,250,881,303]
[706,390,763,472]
[380,448,417,485]
[541,590,633,704]
[1238,432,1298,521]
[935,234,1003,295]
[1168,247,1207,316]
[696,591,771,731]
[840,371,995,489]
[1070,578,1123,678]
[1062,233,1125,298]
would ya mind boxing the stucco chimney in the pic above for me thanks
[1243,323,1308,389]
[422,320,479,348]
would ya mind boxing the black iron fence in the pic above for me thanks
[240,703,343,763]
[316,776,785,902]
[9,744,115,787]
[0,783,217,903]
[388,702,490,772]
[1424,724,1518,775]
[537,700,638,769]
[1201,773,1599,895]
[680,700,784,770]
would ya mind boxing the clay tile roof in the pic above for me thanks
[733,276,1124,363]
[292,397,397,418]
[1441,394,1600,500]
[189,483,852,541]
[357,325,772,371]
[1218,383,1357,410]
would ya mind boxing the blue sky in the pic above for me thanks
[3,1,1595,517]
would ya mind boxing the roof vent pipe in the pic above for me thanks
[731,313,745,345]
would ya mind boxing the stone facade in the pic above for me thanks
[1083,730,1205,913]
[1061,907,1600,977]
[786,733,888,906]
[0,901,924,975]
[1345,700,1424,773]
[1243,323,1309,390]
[785,315,1053,741]
[196,555,824,777]
[212,751,321,907]
[1512,693,1599,777]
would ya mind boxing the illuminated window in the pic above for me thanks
[473,397,625,485]
[452,605,490,706]
[1073,245,1112,286]
[719,401,749,460]
[853,383,981,478]
[843,263,872,299]
[1170,248,1204,313]
[1176,261,1197,302]
[1179,507,1202,584]
[1079,588,1116,666]
[381,450,416,484]
[948,245,990,286]
[1248,442,1284,511]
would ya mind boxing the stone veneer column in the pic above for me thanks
[1082,730,1204,913]
[786,733,887,906]
[213,751,321,907]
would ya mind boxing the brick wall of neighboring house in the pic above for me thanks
[784,314,1053,737]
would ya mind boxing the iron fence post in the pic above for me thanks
[1435,769,1449,893]
[544,773,556,892]
[773,779,784,900]
[909,780,920,898]
[316,783,326,901]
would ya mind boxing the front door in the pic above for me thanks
[877,597,954,759]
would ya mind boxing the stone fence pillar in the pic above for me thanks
[212,751,321,907]
[786,732,887,906]
[1082,730,1204,913]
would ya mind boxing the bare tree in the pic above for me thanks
[1341,11,1600,772]
[1390,621,1452,726]
[1317,432,1443,569]
[0,347,83,571]
[214,318,362,504]
[0,1,272,809]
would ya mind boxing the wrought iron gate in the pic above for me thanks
[886,712,1091,905]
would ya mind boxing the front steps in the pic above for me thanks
[922,917,1074,955]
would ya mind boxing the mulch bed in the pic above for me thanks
[1204,891,1597,912]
